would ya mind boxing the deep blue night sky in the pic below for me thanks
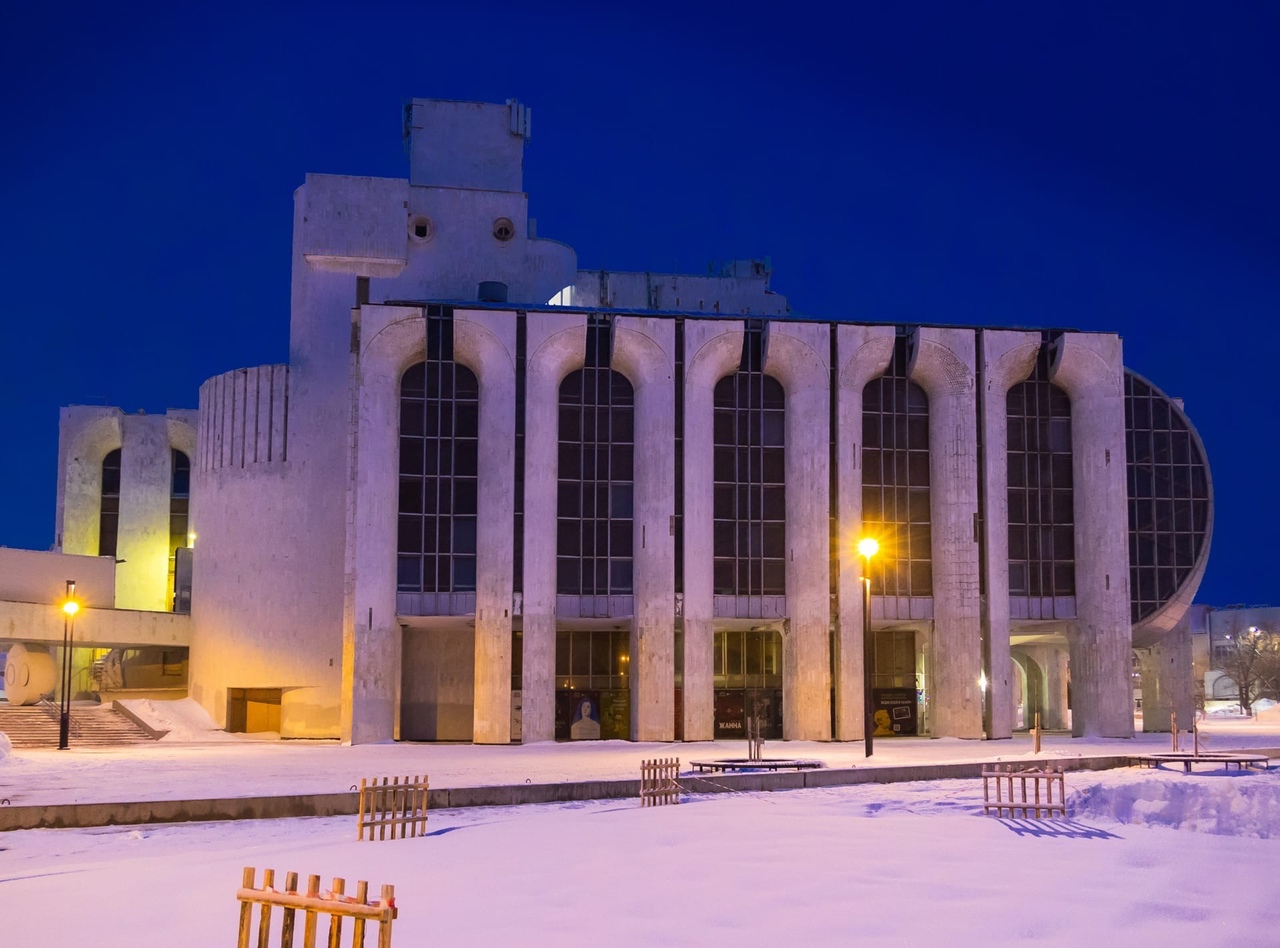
[1,2,1276,605]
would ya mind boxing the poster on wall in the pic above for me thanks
[713,690,745,738]
[871,687,918,736]
[570,693,602,740]
[600,690,630,741]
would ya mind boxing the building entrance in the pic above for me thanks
[869,629,921,736]
[554,629,630,740]
[712,629,782,739]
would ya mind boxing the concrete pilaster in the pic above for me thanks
[1053,334,1134,738]
[834,325,895,740]
[910,327,983,738]
[767,323,832,740]
[1138,625,1194,733]
[614,317,676,741]
[682,319,745,742]
[454,311,518,744]
[978,331,1041,738]
[345,308,423,744]
[521,313,588,742]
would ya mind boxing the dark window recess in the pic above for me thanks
[712,326,786,596]
[99,448,121,558]
[861,339,932,597]
[397,338,480,593]
[1006,353,1075,600]
[168,449,191,607]
[1125,371,1211,623]
[556,317,635,596]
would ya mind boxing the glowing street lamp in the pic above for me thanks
[858,538,878,758]
[58,579,80,750]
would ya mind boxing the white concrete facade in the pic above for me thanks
[29,97,1213,746]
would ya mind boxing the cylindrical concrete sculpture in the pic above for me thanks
[3,643,57,706]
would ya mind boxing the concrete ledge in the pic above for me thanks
[1,749,1273,832]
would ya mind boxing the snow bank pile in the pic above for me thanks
[0,730,12,761]
[1073,771,1280,838]
[116,698,237,742]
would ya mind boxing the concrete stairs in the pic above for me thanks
[0,704,158,749]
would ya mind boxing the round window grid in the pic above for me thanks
[493,218,515,242]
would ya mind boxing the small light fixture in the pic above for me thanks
[979,671,988,694]
[62,599,80,617]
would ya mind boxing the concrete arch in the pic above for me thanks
[909,327,982,739]
[1050,333,1133,737]
[766,322,833,740]
[831,324,896,741]
[520,312,588,743]
[167,417,198,464]
[680,319,745,741]
[613,321,677,741]
[58,410,124,557]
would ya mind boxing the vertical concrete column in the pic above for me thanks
[115,413,175,611]
[455,310,519,744]
[344,308,423,744]
[909,328,983,738]
[521,314,588,742]
[1138,626,1195,733]
[682,320,745,742]
[56,408,123,558]
[1053,334,1134,738]
[767,324,832,740]
[978,331,1042,738]
[833,326,895,740]
[615,317,676,741]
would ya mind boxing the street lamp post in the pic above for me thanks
[58,579,79,751]
[857,538,879,758]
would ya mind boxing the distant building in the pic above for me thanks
[5,98,1213,745]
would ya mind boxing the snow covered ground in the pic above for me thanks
[1,712,1277,806]
[2,767,1277,946]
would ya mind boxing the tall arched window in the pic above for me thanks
[99,448,121,558]
[1007,357,1075,604]
[861,345,931,596]
[168,449,190,602]
[712,329,786,597]
[397,355,480,593]
[556,365,635,596]
[1125,371,1211,623]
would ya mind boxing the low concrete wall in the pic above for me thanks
[6,749,1252,832]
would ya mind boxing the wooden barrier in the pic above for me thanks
[640,758,681,807]
[982,764,1066,819]
[236,867,397,948]
[357,775,429,841]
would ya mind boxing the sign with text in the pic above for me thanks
[871,687,918,736]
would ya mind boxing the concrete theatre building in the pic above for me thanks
[42,98,1212,745]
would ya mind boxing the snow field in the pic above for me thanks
[2,770,1277,947]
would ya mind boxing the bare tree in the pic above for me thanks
[1219,627,1280,714]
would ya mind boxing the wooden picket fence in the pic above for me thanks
[357,775,429,841]
[236,867,397,948]
[982,764,1067,819]
[640,757,681,807]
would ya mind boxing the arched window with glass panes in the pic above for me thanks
[396,347,480,594]
[99,448,121,558]
[1125,371,1211,623]
[556,361,635,597]
[1006,355,1075,608]
[712,328,786,597]
[861,344,932,597]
